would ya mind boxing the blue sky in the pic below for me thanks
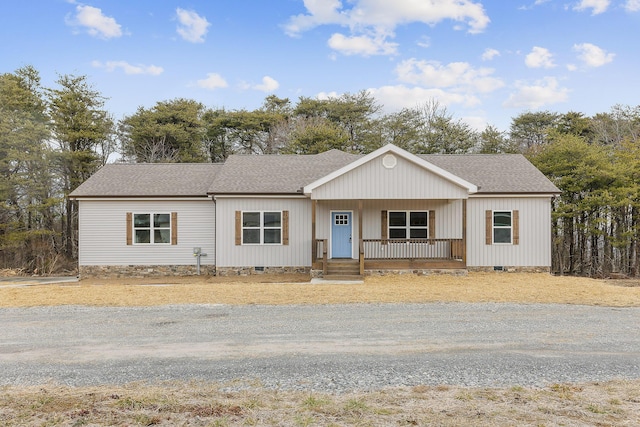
[2,0,638,132]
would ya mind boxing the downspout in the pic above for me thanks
[212,195,217,275]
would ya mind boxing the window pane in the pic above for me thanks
[243,212,260,227]
[263,212,281,228]
[154,229,170,244]
[134,214,150,228]
[154,214,170,228]
[494,228,511,244]
[389,228,406,239]
[135,230,150,244]
[388,212,406,227]
[264,229,281,244]
[410,212,427,226]
[243,229,260,244]
[493,211,511,227]
[410,228,428,238]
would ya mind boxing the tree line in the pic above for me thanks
[2,66,640,276]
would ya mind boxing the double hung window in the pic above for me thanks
[492,211,512,244]
[133,213,171,244]
[242,211,282,244]
[388,211,429,239]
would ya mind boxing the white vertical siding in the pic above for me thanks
[312,155,468,200]
[215,197,311,267]
[467,196,553,267]
[78,199,216,266]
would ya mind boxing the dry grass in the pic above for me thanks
[1,272,640,307]
[1,379,639,426]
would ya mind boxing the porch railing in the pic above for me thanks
[313,238,464,262]
[362,238,464,260]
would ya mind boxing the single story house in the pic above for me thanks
[70,144,560,278]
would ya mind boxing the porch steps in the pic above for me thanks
[325,259,362,280]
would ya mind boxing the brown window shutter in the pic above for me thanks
[485,210,492,245]
[282,210,289,245]
[513,210,519,245]
[381,210,387,245]
[126,212,132,245]
[235,211,241,245]
[428,210,436,240]
[171,212,178,245]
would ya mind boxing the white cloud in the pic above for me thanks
[284,0,489,56]
[573,42,615,67]
[67,4,122,39]
[176,8,210,43]
[284,0,347,35]
[91,60,163,75]
[328,33,398,56]
[574,0,610,15]
[253,76,280,92]
[317,91,341,100]
[503,77,569,109]
[395,59,504,93]
[417,36,431,48]
[525,46,555,68]
[481,48,500,61]
[626,0,640,11]
[197,73,228,90]
[368,85,480,111]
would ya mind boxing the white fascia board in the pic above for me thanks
[469,193,559,198]
[303,144,478,195]
[71,196,209,201]
[212,194,306,200]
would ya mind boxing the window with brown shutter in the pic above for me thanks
[282,210,289,245]
[381,210,387,244]
[237,211,285,245]
[235,211,241,245]
[171,212,178,245]
[485,210,492,245]
[126,212,132,245]
[513,210,519,245]
[428,210,436,242]
[128,212,174,245]
[487,210,518,245]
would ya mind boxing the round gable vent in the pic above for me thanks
[382,154,397,169]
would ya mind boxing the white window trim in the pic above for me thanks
[492,210,513,245]
[388,210,429,240]
[241,211,283,245]
[132,212,172,245]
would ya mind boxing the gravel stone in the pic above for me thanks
[0,303,638,391]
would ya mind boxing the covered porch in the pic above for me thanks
[311,199,467,278]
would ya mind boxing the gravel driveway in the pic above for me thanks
[1,303,638,391]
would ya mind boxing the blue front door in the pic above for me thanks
[331,212,352,258]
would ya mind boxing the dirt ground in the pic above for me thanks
[1,272,640,307]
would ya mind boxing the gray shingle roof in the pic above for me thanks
[421,154,560,194]
[70,163,224,198]
[70,149,560,198]
[208,150,359,194]
[209,151,559,195]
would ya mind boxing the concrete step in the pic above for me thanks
[323,274,363,281]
